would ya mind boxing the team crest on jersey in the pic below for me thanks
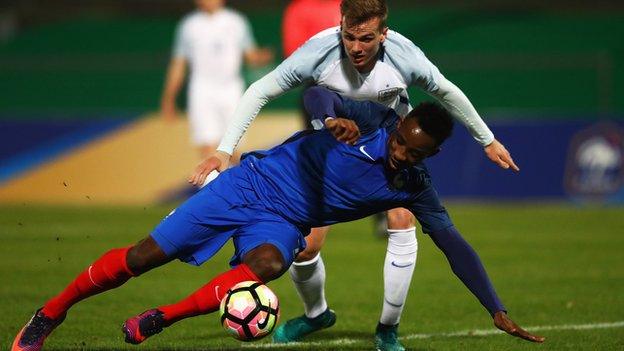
[378,87,401,102]
[564,122,624,202]
[392,172,407,189]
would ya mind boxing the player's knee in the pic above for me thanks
[126,237,169,275]
[243,244,286,282]
[294,246,320,263]
[126,246,150,275]
[386,208,415,229]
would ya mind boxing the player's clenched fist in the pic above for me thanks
[325,117,361,145]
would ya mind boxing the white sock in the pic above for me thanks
[380,227,418,326]
[289,253,328,319]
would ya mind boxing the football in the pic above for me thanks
[219,281,280,341]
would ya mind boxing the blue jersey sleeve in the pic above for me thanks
[303,86,400,135]
[428,226,506,316]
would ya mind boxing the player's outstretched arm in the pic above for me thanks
[216,70,286,156]
[428,226,543,342]
[493,311,545,343]
[484,139,520,171]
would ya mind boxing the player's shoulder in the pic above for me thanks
[381,29,439,84]
[297,26,341,56]
[179,10,202,24]
[177,10,205,32]
[384,29,427,58]
[310,26,341,41]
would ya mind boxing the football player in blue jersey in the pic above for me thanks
[12,87,542,351]
[195,1,520,348]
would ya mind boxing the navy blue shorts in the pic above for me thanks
[151,169,307,267]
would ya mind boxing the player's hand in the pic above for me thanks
[188,151,231,187]
[484,139,519,171]
[493,311,545,343]
[325,118,361,145]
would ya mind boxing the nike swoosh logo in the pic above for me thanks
[257,301,271,329]
[215,285,221,301]
[384,297,404,308]
[359,145,375,161]
[391,261,414,268]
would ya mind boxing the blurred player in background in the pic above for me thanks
[193,0,519,350]
[160,0,273,159]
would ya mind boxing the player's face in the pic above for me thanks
[195,0,225,12]
[341,16,388,73]
[387,118,439,171]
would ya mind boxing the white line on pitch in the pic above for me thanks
[402,320,624,340]
[241,320,624,348]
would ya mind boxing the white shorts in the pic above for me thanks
[188,82,243,146]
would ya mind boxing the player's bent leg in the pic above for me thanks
[124,261,263,345]
[242,243,288,281]
[376,208,417,351]
[123,244,284,345]
[13,236,170,351]
[291,227,329,316]
[273,226,336,344]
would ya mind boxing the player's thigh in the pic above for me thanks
[295,226,330,262]
[386,207,416,229]
[232,217,307,276]
[150,188,238,266]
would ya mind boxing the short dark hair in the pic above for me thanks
[405,102,454,146]
[340,0,388,30]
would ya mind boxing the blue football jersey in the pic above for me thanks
[234,91,451,234]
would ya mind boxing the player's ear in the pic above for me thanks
[380,26,388,43]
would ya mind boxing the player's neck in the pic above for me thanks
[200,7,223,15]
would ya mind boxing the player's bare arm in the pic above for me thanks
[244,47,275,67]
[493,311,545,343]
[160,57,187,123]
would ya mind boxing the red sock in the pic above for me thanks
[42,246,135,319]
[159,264,261,325]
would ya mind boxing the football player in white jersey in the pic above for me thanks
[189,1,519,350]
[160,0,273,158]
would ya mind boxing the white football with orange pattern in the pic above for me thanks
[219,281,280,341]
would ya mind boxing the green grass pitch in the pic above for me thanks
[1,203,623,350]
